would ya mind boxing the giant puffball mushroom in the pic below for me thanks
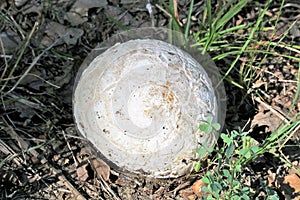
[73,28,225,178]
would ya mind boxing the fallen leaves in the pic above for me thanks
[76,163,89,182]
[179,188,196,200]
[176,179,209,199]
[76,157,111,182]
[192,179,208,198]
[89,157,111,181]
[251,103,283,133]
[268,163,300,199]
[64,0,107,25]
[0,31,21,54]
[283,173,300,193]
[38,21,84,47]
[76,147,111,182]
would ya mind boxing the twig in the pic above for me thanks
[0,138,22,167]
[0,22,38,93]
[155,4,172,18]
[254,96,289,124]
[27,73,60,88]
[2,117,86,199]
[4,34,62,96]
[171,180,191,197]
[2,116,31,157]
[97,176,121,200]
[62,130,78,167]
[173,0,180,24]
[51,167,86,200]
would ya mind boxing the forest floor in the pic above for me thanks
[0,0,300,199]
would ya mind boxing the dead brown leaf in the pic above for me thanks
[283,173,300,193]
[179,187,196,200]
[236,15,243,26]
[192,179,208,198]
[252,80,267,89]
[251,106,283,133]
[89,157,110,181]
[268,165,300,199]
[76,163,89,182]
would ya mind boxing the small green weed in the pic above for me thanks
[194,116,220,172]
[195,118,282,199]
[200,130,258,199]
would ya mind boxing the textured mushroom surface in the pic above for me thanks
[73,39,218,178]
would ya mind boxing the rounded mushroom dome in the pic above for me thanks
[73,29,225,178]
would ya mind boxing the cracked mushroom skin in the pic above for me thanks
[73,39,218,178]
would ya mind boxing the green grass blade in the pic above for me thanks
[215,0,249,31]
[184,0,194,39]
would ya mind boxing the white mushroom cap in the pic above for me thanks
[73,38,220,178]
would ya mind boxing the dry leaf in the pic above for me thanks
[14,0,28,7]
[64,9,89,26]
[64,0,107,25]
[236,15,243,26]
[42,21,83,46]
[89,158,110,181]
[251,105,282,133]
[283,173,300,193]
[179,188,196,200]
[252,80,267,89]
[76,163,89,182]
[192,179,208,198]
[0,31,21,54]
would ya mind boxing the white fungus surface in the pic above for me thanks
[73,39,218,178]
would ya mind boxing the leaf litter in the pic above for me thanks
[0,0,299,199]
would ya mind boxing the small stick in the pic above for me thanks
[2,117,86,199]
[4,31,63,96]
[254,96,289,124]
[173,0,180,24]
[155,4,172,18]
[97,176,121,200]
[62,130,78,167]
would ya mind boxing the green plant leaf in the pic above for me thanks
[232,180,241,188]
[207,194,213,200]
[241,194,250,200]
[196,147,209,158]
[235,164,242,173]
[211,182,222,196]
[225,142,235,158]
[222,169,230,177]
[199,123,212,133]
[184,0,194,38]
[194,161,201,172]
[202,177,210,184]
[240,148,251,159]
[206,116,213,124]
[221,133,233,144]
[251,145,260,156]
[206,171,214,182]
[195,147,201,154]
[215,0,249,31]
[212,123,221,131]
[202,186,210,193]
